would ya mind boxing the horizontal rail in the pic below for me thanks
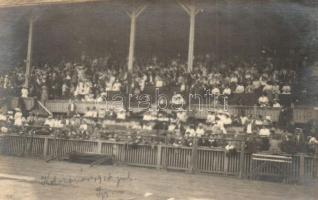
[0,134,316,183]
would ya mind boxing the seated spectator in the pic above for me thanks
[195,123,205,138]
[90,107,98,119]
[258,93,269,107]
[308,136,318,145]
[206,111,216,124]
[225,142,237,155]
[255,115,264,127]
[246,118,254,134]
[155,75,163,88]
[79,120,88,131]
[171,93,185,108]
[168,122,176,132]
[222,86,231,96]
[116,110,127,120]
[245,83,254,94]
[272,82,280,95]
[84,107,92,118]
[186,125,196,138]
[0,112,6,122]
[212,87,220,96]
[21,86,28,98]
[230,75,238,84]
[112,79,121,91]
[176,110,188,123]
[14,111,25,127]
[234,83,245,94]
[240,114,248,126]
[263,82,273,93]
[252,79,261,90]
[282,83,291,94]
[259,125,271,137]
[44,115,55,128]
[272,99,281,108]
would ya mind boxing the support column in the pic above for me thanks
[178,0,200,73]
[128,15,136,73]
[25,16,34,88]
[187,9,195,72]
[126,1,147,73]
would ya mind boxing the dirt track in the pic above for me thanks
[0,155,317,200]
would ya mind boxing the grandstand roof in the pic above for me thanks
[0,0,103,8]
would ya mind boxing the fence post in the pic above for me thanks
[189,137,198,173]
[97,140,102,154]
[113,143,121,162]
[239,140,245,179]
[224,150,229,175]
[299,153,305,183]
[156,145,162,169]
[314,145,318,178]
[43,137,48,158]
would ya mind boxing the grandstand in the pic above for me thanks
[0,0,318,188]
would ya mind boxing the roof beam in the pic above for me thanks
[0,0,105,8]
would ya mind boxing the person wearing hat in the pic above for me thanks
[272,98,281,108]
[206,111,216,125]
[177,109,188,122]
[281,82,291,94]
[14,108,25,127]
[171,92,185,110]
[67,99,76,117]
[44,115,54,128]
[222,85,231,96]
[84,107,92,118]
[259,125,271,137]
[258,93,269,107]
[0,111,7,122]
[116,110,126,121]
[7,111,14,121]
[211,86,220,96]
[195,123,205,138]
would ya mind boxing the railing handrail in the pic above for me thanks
[1,134,317,182]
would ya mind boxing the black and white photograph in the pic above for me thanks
[0,0,318,199]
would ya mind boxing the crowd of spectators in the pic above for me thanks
[1,103,317,155]
[1,53,317,155]
[0,54,307,107]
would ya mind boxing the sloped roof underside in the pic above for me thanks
[0,0,102,8]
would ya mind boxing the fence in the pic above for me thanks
[0,134,317,183]
[293,106,318,124]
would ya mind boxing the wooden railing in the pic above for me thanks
[293,106,318,123]
[5,98,318,123]
[0,134,317,183]
[45,100,282,120]
[44,100,314,123]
